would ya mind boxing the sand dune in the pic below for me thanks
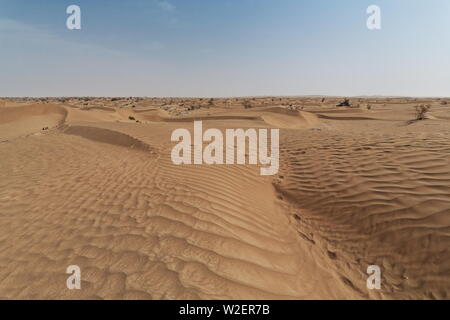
[276,130,450,299]
[0,104,67,141]
[0,97,449,299]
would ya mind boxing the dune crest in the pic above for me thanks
[0,104,67,141]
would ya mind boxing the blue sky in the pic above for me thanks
[0,0,449,97]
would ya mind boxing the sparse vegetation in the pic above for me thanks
[187,105,200,111]
[128,116,136,121]
[336,98,351,107]
[243,100,252,109]
[414,104,431,121]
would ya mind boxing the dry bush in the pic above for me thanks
[243,100,252,109]
[440,100,448,105]
[187,105,200,111]
[415,104,431,120]
[336,98,351,107]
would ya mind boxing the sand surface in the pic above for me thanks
[0,97,449,299]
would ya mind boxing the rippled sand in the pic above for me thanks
[1,97,449,299]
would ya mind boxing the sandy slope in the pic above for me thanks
[0,104,67,141]
[0,97,449,299]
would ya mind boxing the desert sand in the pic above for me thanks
[0,96,449,299]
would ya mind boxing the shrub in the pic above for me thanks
[187,105,200,111]
[243,100,252,109]
[129,116,136,121]
[414,104,431,120]
[336,98,351,107]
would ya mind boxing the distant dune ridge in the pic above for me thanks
[0,96,449,299]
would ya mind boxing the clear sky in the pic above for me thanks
[0,0,449,97]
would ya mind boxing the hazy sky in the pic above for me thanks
[0,0,449,97]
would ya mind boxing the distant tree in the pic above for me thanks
[414,104,431,120]
[243,100,252,109]
[336,98,351,107]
